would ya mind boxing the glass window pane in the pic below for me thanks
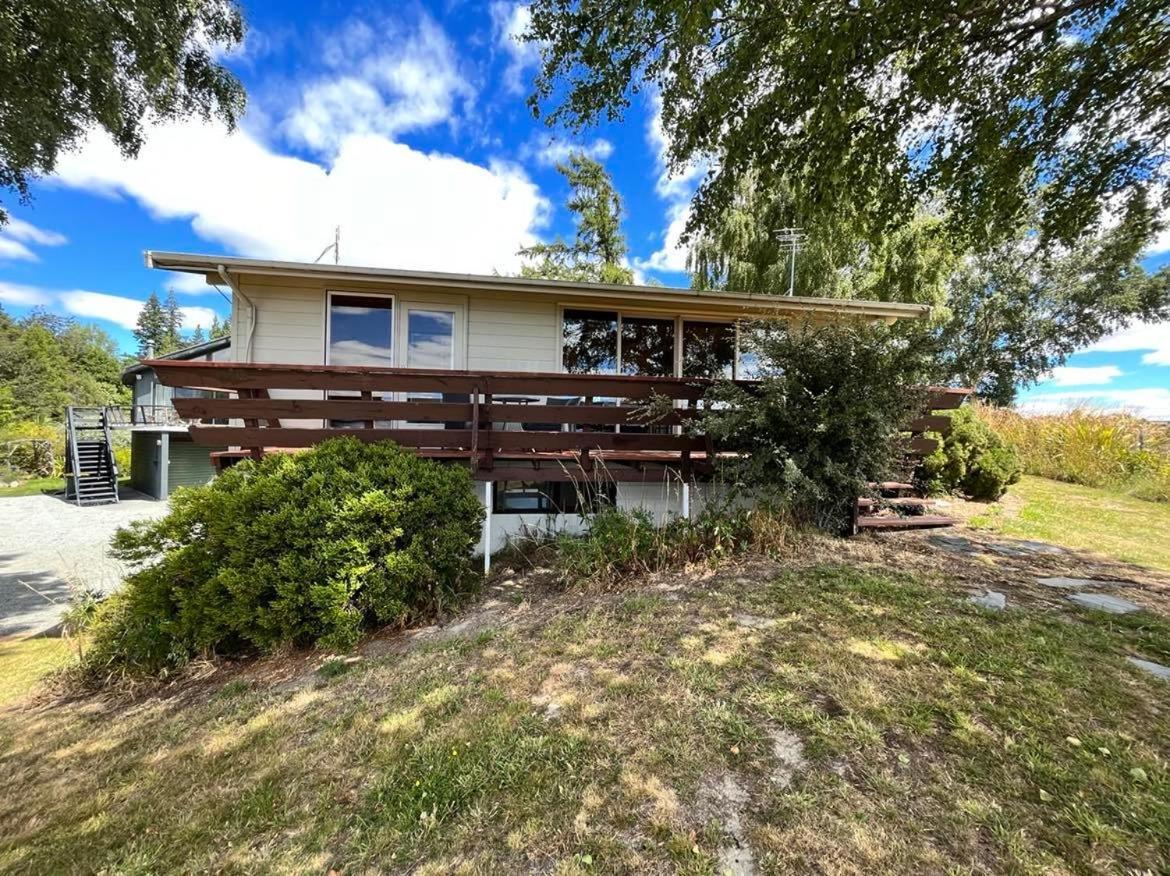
[329,295,393,366]
[407,309,454,369]
[682,321,735,379]
[562,309,617,374]
[620,316,675,377]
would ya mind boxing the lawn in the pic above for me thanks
[970,475,1170,573]
[0,477,64,498]
[1,552,1167,874]
[0,638,75,707]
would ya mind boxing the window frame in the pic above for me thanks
[324,289,397,367]
[492,479,617,515]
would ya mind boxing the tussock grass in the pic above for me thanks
[981,404,1170,502]
[2,554,1168,873]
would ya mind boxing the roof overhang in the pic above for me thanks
[145,250,932,322]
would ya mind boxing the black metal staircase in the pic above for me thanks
[65,407,120,506]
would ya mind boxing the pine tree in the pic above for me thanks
[190,324,206,344]
[209,314,230,339]
[518,152,634,284]
[134,292,167,358]
[161,290,184,353]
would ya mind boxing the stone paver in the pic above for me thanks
[1127,657,1170,681]
[1066,592,1142,614]
[969,590,1007,610]
[929,535,982,555]
[0,490,168,637]
[1037,576,1134,590]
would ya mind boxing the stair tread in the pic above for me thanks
[857,515,956,531]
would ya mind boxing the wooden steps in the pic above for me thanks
[856,515,957,531]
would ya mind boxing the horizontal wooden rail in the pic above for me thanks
[172,397,698,427]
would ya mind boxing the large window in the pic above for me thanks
[682,321,736,379]
[562,309,618,374]
[621,316,676,377]
[406,309,455,369]
[493,480,616,514]
[328,294,394,366]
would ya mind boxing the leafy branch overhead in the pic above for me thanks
[525,0,1170,247]
[0,0,247,223]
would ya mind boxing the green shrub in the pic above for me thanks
[697,318,935,531]
[87,438,484,676]
[922,406,1021,500]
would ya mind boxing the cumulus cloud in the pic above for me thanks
[51,120,549,276]
[490,2,541,94]
[1018,388,1170,421]
[523,136,613,167]
[57,290,218,332]
[0,217,67,261]
[284,15,474,154]
[635,202,691,274]
[1041,365,1124,387]
[1085,319,1170,366]
[0,281,52,307]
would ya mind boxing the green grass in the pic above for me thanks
[0,477,64,498]
[1,557,1167,873]
[0,638,75,706]
[971,475,1170,572]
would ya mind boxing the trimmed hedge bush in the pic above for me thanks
[88,438,484,676]
[922,406,1021,500]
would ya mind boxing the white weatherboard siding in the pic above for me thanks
[467,295,558,372]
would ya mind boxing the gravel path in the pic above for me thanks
[0,490,169,638]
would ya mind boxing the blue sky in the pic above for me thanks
[0,0,1167,417]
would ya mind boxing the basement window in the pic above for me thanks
[493,480,616,514]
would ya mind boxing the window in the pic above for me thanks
[562,309,617,374]
[406,309,455,369]
[621,316,675,377]
[682,321,736,379]
[493,480,616,514]
[328,294,393,366]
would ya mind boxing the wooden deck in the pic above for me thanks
[147,361,970,528]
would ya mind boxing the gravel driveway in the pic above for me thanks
[0,490,169,638]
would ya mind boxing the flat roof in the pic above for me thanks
[145,250,931,321]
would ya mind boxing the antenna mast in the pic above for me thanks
[773,227,807,296]
[314,225,341,265]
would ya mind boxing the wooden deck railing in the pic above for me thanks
[146,360,971,482]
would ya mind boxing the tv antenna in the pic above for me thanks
[773,227,807,296]
[314,226,340,265]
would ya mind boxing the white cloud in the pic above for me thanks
[1041,365,1124,387]
[635,202,691,274]
[0,217,67,261]
[0,281,52,307]
[490,2,541,94]
[162,271,224,295]
[523,137,613,167]
[1084,319,1170,366]
[51,119,549,276]
[283,15,474,154]
[1018,388,1170,421]
[57,290,217,332]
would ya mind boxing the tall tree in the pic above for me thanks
[519,152,635,284]
[526,0,1170,249]
[161,290,184,353]
[0,0,246,224]
[134,292,167,358]
[935,204,1170,404]
[190,324,207,344]
[209,314,230,339]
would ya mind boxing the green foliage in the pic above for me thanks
[209,314,230,339]
[697,319,935,531]
[518,151,634,284]
[922,406,1021,501]
[86,438,484,676]
[935,203,1170,403]
[161,290,184,354]
[0,0,245,223]
[133,292,167,358]
[553,504,793,587]
[0,307,128,424]
[527,0,1170,249]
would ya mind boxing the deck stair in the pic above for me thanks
[855,482,956,531]
[65,407,120,507]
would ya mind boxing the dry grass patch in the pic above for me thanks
[1,547,1168,873]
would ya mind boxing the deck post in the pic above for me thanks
[483,481,492,574]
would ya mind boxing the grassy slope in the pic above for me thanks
[2,559,1168,874]
[970,475,1170,573]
